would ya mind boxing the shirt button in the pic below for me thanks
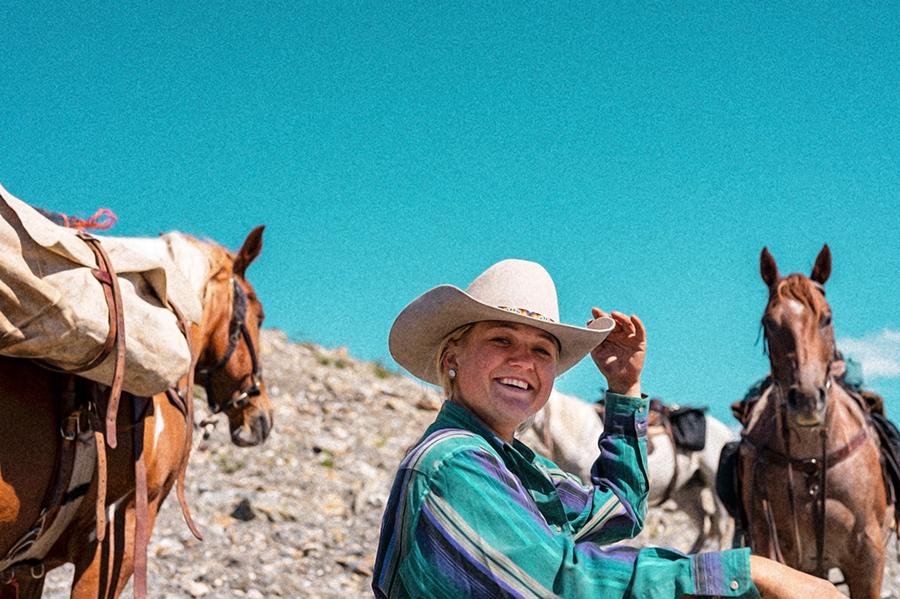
[729,580,739,590]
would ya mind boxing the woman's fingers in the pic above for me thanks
[589,308,645,345]
[631,314,647,343]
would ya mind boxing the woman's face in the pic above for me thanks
[447,320,559,441]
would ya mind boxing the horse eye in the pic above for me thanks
[820,314,832,328]
[761,315,776,330]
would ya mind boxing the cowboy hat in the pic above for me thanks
[389,259,615,385]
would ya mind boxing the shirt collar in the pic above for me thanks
[434,400,536,459]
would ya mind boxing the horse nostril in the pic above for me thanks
[787,387,799,408]
[258,414,270,440]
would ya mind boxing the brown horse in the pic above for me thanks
[738,244,891,598]
[0,226,273,598]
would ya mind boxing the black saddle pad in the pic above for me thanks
[715,440,743,521]
[870,411,900,509]
[669,407,707,452]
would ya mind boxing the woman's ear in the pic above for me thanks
[443,351,458,372]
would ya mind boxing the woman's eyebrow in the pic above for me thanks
[486,323,559,347]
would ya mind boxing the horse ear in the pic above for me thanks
[810,243,832,285]
[760,247,779,290]
[233,225,265,277]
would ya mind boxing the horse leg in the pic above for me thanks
[672,480,709,554]
[841,534,885,599]
[70,493,167,599]
[69,497,132,599]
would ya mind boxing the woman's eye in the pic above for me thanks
[491,337,510,345]
[535,345,556,358]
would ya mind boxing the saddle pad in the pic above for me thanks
[715,439,743,521]
[870,411,900,522]
[669,407,707,452]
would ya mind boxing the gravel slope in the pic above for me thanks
[41,330,898,597]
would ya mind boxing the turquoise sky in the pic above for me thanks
[3,3,899,423]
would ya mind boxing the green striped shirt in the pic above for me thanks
[374,392,759,598]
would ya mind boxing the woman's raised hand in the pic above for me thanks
[589,308,646,397]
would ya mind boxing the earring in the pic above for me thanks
[448,368,457,380]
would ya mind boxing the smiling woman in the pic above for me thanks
[372,258,845,599]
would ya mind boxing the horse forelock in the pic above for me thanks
[768,274,828,321]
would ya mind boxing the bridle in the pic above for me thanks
[197,277,263,414]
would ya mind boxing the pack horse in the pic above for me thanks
[0,222,273,599]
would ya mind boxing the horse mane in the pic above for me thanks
[171,235,241,322]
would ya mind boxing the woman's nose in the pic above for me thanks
[506,343,532,365]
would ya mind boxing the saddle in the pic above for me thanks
[648,399,708,453]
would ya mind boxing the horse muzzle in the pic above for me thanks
[786,385,827,427]
[230,408,273,447]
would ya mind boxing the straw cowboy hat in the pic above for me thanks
[389,259,615,385]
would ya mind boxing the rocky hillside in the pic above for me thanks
[43,330,898,597]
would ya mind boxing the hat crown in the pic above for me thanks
[465,259,560,323]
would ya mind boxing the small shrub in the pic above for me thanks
[373,361,393,379]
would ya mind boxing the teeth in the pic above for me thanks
[499,378,529,390]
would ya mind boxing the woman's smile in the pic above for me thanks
[447,321,559,441]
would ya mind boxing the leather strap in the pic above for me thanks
[749,428,869,473]
[166,301,203,541]
[132,395,148,599]
[647,401,680,506]
[76,232,126,450]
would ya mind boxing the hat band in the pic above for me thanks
[496,306,557,323]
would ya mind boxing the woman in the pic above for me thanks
[373,259,843,598]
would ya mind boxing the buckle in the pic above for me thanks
[60,412,83,441]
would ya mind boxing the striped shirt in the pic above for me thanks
[373,392,759,598]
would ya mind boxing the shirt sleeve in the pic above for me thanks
[546,392,650,544]
[396,445,759,599]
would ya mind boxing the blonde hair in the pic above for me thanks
[434,323,475,398]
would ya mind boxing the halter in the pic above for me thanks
[197,277,263,414]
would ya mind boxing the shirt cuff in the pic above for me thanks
[602,391,649,437]
[691,548,760,598]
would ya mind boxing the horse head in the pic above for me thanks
[195,226,273,446]
[760,244,835,427]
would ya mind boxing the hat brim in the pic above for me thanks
[389,285,615,385]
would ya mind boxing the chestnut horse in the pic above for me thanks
[0,226,273,598]
[738,244,891,598]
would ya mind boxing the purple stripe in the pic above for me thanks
[418,501,526,598]
[692,551,727,595]
[470,451,550,529]
[554,478,592,513]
